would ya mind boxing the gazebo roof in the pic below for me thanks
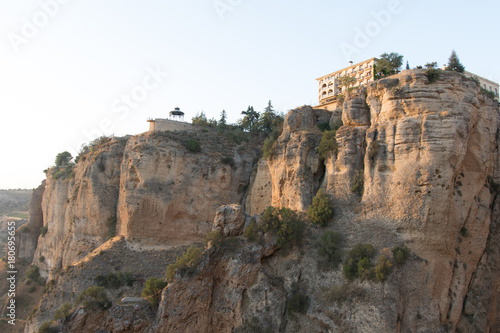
[169,107,184,116]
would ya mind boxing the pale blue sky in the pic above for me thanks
[1,0,498,189]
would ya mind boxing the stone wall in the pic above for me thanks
[149,119,200,132]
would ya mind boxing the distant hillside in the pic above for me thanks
[0,190,32,217]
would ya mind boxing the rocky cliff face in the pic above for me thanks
[23,70,500,332]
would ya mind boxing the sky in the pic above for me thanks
[0,0,499,189]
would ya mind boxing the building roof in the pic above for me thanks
[316,57,378,81]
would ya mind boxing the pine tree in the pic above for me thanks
[406,61,410,70]
[445,50,465,73]
[218,110,227,128]
[239,106,260,132]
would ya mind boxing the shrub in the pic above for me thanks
[55,151,72,167]
[318,130,338,160]
[38,321,58,333]
[205,230,224,248]
[106,215,117,240]
[41,225,48,237]
[243,220,260,243]
[77,286,111,311]
[425,68,440,83]
[351,170,364,196]
[342,244,375,281]
[141,277,167,307]
[185,138,201,153]
[392,246,410,265]
[307,189,333,227]
[331,119,343,131]
[96,272,134,289]
[460,227,468,237]
[262,136,277,159]
[53,303,73,321]
[166,246,203,282]
[368,140,379,160]
[220,156,235,167]
[481,88,497,100]
[317,231,341,268]
[375,255,393,282]
[39,256,45,263]
[26,265,44,285]
[260,207,306,253]
[318,122,330,132]
[286,282,309,316]
[28,285,36,293]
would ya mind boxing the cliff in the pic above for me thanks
[21,70,500,332]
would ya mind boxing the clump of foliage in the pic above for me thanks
[317,231,342,268]
[75,136,113,163]
[481,88,497,100]
[318,130,338,160]
[106,215,117,240]
[262,136,278,159]
[368,140,379,161]
[351,170,364,196]
[50,151,75,180]
[95,271,134,289]
[243,220,261,243]
[374,254,393,282]
[260,206,306,253]
[26,265,45,285]
[205,230,239,252]
[77,286,111,311]
[141,277,167,307]
[342,244,375,281]
[38,321,58,333]
[374,52,404,79]
[318,122,330,132]
[185,138,201,153]
[286,282,309,316]
[445,50,465,73]
[53,303,73,321]
[392,245,410,265]
[41,225,48,237]
[220,156,235,167]
[425,67,440,83]
[166,246,203,282]
[307,189,333,227]
[39,256,45,263]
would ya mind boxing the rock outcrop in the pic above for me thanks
[21,70,500,333]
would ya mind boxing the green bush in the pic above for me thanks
[262,136,277,159]
[374,255,393,282]
[220,156,235,167]
[38,321,58,333]
[481,88,497,100]
[28,285,36,293]
[243,220,260,243]
[186,138,201,153]
[106,215,117,240]
[425,68,440,83]
[307,189,333,227]
[317,231,341,268]
[392,245,410,265]
[41,225,48,237]
[261,207,306,253]
[286,282,309,316]
[342,244,375,281]
[141,277,167,307]
[318,130,338,160]
[351,170,364,196]
[77,286,111,312]
[318,122,330,132]
[26,265,44,285]
[166,246,203,282]
[53,303,73,321]
[95,272,134,289]
[205,230,239,252]
[39,256,45,263]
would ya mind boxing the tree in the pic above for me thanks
[239,106,260,132]
[307,189,334,227]
[375,52,404,78]
[338,75,357,90]
[257,100,284,135]
[218,110,227,128]
[445,50,465,73]
[191,111,208,126]
[141,277,167,307]
[77,286,111,311]
[55,151,72,167]
[425,62,437,69]
[406,61,410,70]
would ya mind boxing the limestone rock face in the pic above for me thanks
[213,204,246,236]
[33,138,127,278]
[16,181,45,261]
[117,131,259,245]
